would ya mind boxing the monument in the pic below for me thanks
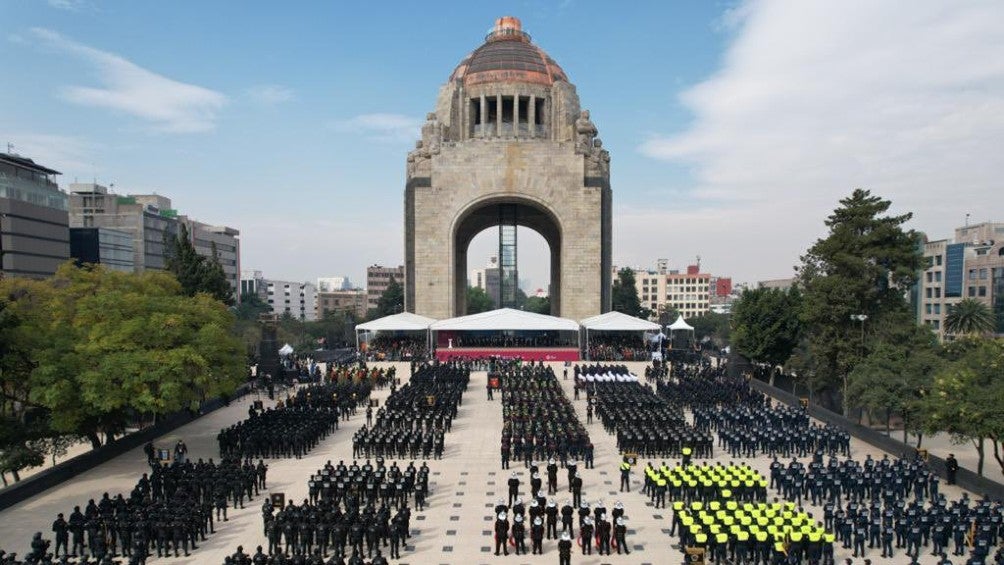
[404,16,612,321]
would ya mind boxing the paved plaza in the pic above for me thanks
[0,361,985,564]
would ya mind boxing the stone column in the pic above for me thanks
[513,94,520,138]
[496,93,502,137]
[529,95,536,138]
[480,94,487,138]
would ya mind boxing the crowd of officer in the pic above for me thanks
[0,456,263,564]
[351,362,469,460]
[245,459,422,564]
[575,363,713,460]
[219,381,372,460]
[769,453,1004,564]
[643,462,770,508]
[498,363,591,468]
[490,473,632,559]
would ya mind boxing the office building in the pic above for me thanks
[69,227,134,272]
[367,264,404,310]
[317,288,368,319]
[919,221,1004,340]
[0,152,70,278]
[626,263,717,320]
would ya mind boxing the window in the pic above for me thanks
[935,288,941,298]
[968,286,976,297]
[980,268,988,280]
[925,288,932,298]
[969,269,977,280]
[978,286,987,297]
[933,320,940,329]
[936,255,943,266]
[933,304,941,315]
[926,272,933,283]
[925,304,932,315]
[935,271,942,283]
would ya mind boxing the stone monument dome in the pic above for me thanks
[449,16,568,87]
[405,16,612,321]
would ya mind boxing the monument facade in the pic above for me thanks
[404,16,612,320]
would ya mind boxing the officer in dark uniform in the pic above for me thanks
[558,531,573,565]
[531,516,544,554]
[580,517,594,556]
[494,512,510,556]
[614,517,629,555]
[51,512,69,558]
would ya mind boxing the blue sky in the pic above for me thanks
[3,1,1002,291]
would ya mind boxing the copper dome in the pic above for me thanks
[449,17,568,87]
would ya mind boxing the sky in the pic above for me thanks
[2,0,1002,292]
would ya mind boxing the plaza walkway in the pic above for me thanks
[0,361,986,564]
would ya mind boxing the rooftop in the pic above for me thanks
[0,152,61,176]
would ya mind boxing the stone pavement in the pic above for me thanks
[0,361,988,564]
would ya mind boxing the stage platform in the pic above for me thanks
[434,346,580,362]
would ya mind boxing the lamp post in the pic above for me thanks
[846,314,868,416]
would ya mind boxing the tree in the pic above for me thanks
[467,286,495,314]
[374,276,404,318]
[846,320,940,440]
[731,287,802,368]
[234,292,270,321]
[1,263,246,448]
[165,224,234,306]
[945,298,995,337]
[524,295,551,315]
[612,268,644,317]
[797,189,924,413]
[922,337,1004,477]
[686,312,731,349]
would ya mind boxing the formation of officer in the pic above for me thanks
[0,457,262,564]
[695,402,851,460]
[251,458,422,563]
[498,363,590,468]
[675,500,835,565]
[792,455,1004,563]
[219,381,371,460]
[587,371,713,459]
[351,362,469,460]
[643,461,769,508]
[489,496,632,558]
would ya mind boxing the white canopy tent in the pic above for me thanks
[430,308,582,349]
[580,311,660,360]
[666,315,696,348]
[278,343,294,356]
[354,312,437,353]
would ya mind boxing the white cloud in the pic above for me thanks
[333,113,421,144]
[245,84,295,106]
[0,133,100,178]
[636,0,1004,283]
[47,0,89,11]
[28,27,227,133]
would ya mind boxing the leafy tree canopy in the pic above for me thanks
[467,286,495,314]
[945,298,995,337]
[731,286,802,367]
[374,276,404,319]
[1,263,246,448]
[165,224,234,306]
[797,189,924,393]
[612,268,644,318]
[523,295,551,315]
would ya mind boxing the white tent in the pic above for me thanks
[667,315,696,348]
[354,312,436,353]
[430,308,580,331]
[667,315,694,331]
[278,343,294,356]
[581,311,660,332]
[580,311,660,360]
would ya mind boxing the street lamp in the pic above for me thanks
[844,314,869,416]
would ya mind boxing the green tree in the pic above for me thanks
[467,286,495,314]
[524,295,551,315]
[922,337,1004,476]
[234,292,270,321]
[846,320,940,440]
[165,224,234,305]
[374,276,404,318]
[2,263,246,448]
[797,189,924,413]
[731,287,803,368]
[945,298,995,337]
[612,268,644,317]
[686,312,731,349]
